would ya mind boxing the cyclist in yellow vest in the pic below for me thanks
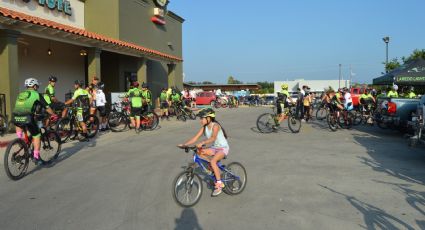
[387,85,399,98]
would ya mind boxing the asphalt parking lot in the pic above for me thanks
[0,107,424,230]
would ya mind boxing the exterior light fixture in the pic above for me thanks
[80,49,87,56]
[47,40,52,56]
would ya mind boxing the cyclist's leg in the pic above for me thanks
[27,123,41,159]
[210,151,226,181]
[77,109,88,134]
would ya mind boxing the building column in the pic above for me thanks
[167,63,176,88]
[0,29,21,117]
[137,57,148,84]
[87,47,101,83]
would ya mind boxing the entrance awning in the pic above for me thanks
[0,7,183,62]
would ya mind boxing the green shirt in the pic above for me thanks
[44,84,55,104]
[160,92,168,102]
[170,94,181,103]
[126,88,143,108]
[408,92,416,98]
[142,89,152,105]
[387,90,398,98]
[280,89,290,97]
[14,89,42,115]
[360,93,374,100]
[72,88,91,109]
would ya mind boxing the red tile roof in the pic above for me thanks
[0,7,183,62]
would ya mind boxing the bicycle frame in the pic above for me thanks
[189,149,240,183]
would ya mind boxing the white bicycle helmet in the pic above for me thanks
[393,84,398,90]
[24,78,40,87]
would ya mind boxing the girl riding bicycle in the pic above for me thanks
[178,108,229,196]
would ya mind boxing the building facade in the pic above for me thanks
[0,0,184,115]
[274,79,350,95]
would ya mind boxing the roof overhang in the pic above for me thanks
[0,7,183,62]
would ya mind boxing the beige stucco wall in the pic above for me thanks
[1,0,85,29]
[18,35,85,101]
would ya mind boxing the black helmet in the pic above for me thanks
[97,82,105,90]
[49,76,57,82]
[197,108,216,118]
[74,80,84,86]
[141,82,148,88]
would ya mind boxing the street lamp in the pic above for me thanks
[382,36,390,73]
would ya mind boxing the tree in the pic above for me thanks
[384,58,401,72]
[402,49,425,63]
[227,76,243,84]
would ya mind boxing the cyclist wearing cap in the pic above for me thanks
[65,80,92,141]
[178,108,229,196]
[125,81,143,132]
[141,83,152,116]
[387,85,399,98]
[407,86,416,98]
[276,84,294,124]
[43,76,67,123]
[13,78,57,163]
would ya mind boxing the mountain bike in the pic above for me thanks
[138,111,159,131]
[315,102,329,121]
[108,101,131,132]
[4,122,61,180]
[173,104,196,121]
[55,106,99,142]
[327,106,353,131]
[256,103,301,133]
[173,146,247,207]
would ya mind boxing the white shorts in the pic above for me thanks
[210,147,230,156]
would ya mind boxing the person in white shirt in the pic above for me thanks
[343,87,353,110]
[96,82,108,131]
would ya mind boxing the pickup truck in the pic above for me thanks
[408,95,425,146]
[350,87,366,108]
[376,97,420,130]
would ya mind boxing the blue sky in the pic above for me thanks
[168,0,425,84]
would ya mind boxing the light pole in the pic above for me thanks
[383,36,390,73]
[339,64,342,89]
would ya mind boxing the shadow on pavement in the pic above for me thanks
[175,208,203,230]
[319,184,415,230]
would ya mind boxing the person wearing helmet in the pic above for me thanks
[178,108,229,196]
[13,78,57,163]
[65,80,92,141]
[170,88,183,119]
[387,85,399,98]
[96,82,108,131]
[42,75,66,124]
[275,83,294,126]
[359,89,375,112]
[125,81,143,132]
[141,82,152,117]
[407,86,416,98]
[159,88,170,120]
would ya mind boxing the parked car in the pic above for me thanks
[264,96,275,105]
[196,91,217,106]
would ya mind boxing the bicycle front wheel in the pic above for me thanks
[223,162,247,195]
[327,114,338,132]
[4,138,29,180]
[288,115,301,133]
[86,115,99,138]
[256,113,275,133]
[173,171,203,207]
[144,113,159,131]
[56,118,73,143]
[316,107,328,120]
[40,131,61,164]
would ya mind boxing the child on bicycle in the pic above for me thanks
[178,108,229,196]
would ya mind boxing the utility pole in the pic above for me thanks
[383,36,390,73]
[339,64,342,89]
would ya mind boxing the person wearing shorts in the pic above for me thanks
[125,82,143,132]
[65,80,91,141]
[178,108,229,196]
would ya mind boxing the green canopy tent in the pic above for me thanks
[373,58,425,85]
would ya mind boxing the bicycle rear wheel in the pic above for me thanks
[108,112,128,132]
[56,118,73,143]
[40,131,61,164]
[256,113,275,133]
[173,171,203,207]
[4,138,29,180]
[144,113,159,131]
[288,115,301,133]
[86,115,99,138]
[223,162,247,195]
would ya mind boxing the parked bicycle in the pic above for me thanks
[173,146,247,207]
[55,106,99,142]
[4,124,61,180]
[256,104,301,133]
[107,101,131,132]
